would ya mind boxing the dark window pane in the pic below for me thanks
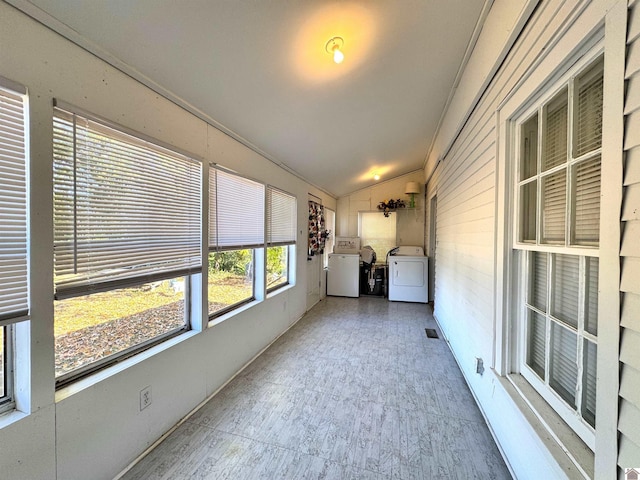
[542,89,568,171]
[520,113,538,181]
[549,322,578,408]
[541,169,567,244]
[527,310,547,379]
[519,181,537,243]
[552,254,579,328]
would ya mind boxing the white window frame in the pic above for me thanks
[494,7,625,476]
[510,55,604,446]
[52,102,202,386]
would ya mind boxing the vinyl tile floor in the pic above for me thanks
[122,296,512,480]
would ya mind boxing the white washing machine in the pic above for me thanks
[388,246,429,303]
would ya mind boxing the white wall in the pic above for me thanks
[336,170,426,251]
[0,3,334,479]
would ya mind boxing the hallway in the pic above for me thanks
[121,297,511,479]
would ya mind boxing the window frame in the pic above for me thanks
[0,325,15,414]
[265,185,297,295]
[208,166,266,318]
[266,244,291,294]
[52,102,202,387]
[510,52,604,450]
[495,16,625,474]
[207,247,257,319]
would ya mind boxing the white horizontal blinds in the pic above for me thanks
[540,90,568,245]
[585,257,598,336]
[209,167,265,250]
[573,156,601,245]
[582,338,597,428]
[527,310,547,379]
[520,113,538,181]
[541,169,567,243]
[516,57,603,435]
[542,89,568,172]
[549,322,578,408]
[551,254,579,328]
[573,57,604,157]
[519,181,537,242]
[529,251,547,311]
[266,186,296,246]
[53,107,202,300]
[0,86,28,323]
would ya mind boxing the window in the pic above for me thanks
[266,186,296,292]
[513,57,603,442]
[53,104,201,385]
[208,167,264,315]
[359,211,396,260]
[0,81,28,412]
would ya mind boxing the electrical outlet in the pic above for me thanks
[140,386,152,411]
[475,358,484,376]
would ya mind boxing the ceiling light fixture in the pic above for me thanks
[325,36,344,64]
[373,173,380,181]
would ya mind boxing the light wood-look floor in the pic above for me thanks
[122,296,511,479]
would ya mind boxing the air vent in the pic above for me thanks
[425,328,439,339]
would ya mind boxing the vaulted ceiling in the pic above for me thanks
[16,0,489,197]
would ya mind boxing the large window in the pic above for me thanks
[53,104,201,385]
[513,57,603,442]
[266,186,296,293]
[208,167,263,316]
[0,82,28,413]
[359,211,396,260]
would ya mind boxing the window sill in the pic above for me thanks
[55,329,199,403]
[0,409,29,431]
[503,373,594,478]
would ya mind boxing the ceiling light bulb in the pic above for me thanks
[374,174,380,181]
[333,47,344,64]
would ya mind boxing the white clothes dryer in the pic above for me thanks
[388,246,429,303]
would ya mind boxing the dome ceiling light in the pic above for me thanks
[325,36,344,64]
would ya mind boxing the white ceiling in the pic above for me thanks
[21,0,488,197]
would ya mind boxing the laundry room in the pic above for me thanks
[327,170,429,303]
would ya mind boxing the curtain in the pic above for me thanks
[308,201,326,255]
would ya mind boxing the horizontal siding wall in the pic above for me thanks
[432,0,585,365]
[619,0,640,471]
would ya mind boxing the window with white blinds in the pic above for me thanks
[209,167,265,250]
[514,56,603,439]
[0,83,28,325]
[266,186,296,247]
[53,105,202,299]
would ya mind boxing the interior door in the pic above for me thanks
[306,255,320,310]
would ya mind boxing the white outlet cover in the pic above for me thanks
[140,386,152,411]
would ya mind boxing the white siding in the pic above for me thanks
[431,0,585,370]
[620,2,640,469]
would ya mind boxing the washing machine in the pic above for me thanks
[388,246,429,303]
